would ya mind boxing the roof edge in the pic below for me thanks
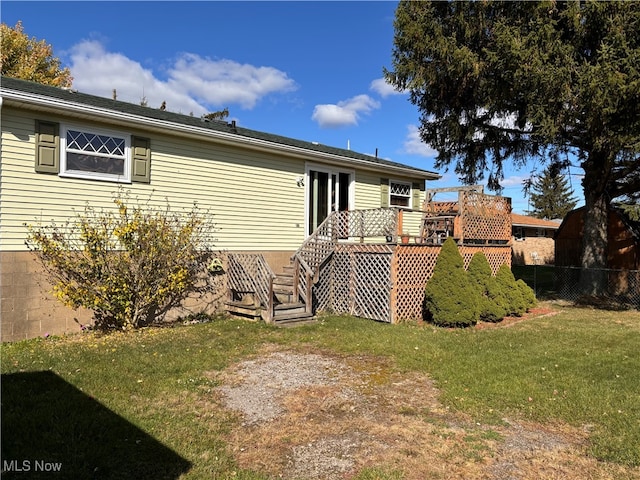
[0,76,441,180]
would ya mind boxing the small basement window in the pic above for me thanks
[389,180,411,207]
[60,125,131,182]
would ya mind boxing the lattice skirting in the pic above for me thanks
[317,244,511,323]
[315,244,393,322]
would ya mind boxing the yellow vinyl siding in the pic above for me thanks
[150,136,305,251]
[353,170,384,210]
[1,108,305,251]
[352,171,425,239]
[1,107,429,252]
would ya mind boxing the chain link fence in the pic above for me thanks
[513,265,640,310]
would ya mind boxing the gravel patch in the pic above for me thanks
[216,351,351,425]
[286,433,363,480]
[214,349,604,480]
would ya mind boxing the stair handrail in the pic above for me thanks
[289,211,340,314]
[290,208,401,313]
[292,212,338,278]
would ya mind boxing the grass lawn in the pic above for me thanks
[2,302,639,479]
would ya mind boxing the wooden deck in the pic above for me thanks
[226,189,513,324]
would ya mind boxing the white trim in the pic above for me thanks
[389,179,412,207]
[59,123,132,183]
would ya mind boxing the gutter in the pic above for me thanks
[1,88,440,181]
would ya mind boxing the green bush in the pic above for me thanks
[423,238,480,327]
[26,190,218,331]
[495,264,527,316]
[517,279,537,310]
[467,252,507,323]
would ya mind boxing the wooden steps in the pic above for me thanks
[225,300,262,321]
[226,263,315,325]
[272,268,295,303]
[272,302,313,322]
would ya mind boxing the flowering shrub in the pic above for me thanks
[26,190,217,331]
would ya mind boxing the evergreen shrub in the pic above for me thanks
[495,264,527,316]
[517,279,537,310]
[423,238,479,327]
[467,252,507,323]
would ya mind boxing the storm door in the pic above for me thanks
[306,167,353,236]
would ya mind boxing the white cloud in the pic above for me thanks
[68,40,296,115]
[501,175,529,187]
[168,54,297,109]
[311,94,380,128]
[403,124,438,158]
[369,77,406,97]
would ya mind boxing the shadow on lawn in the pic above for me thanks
[1,371,191,479]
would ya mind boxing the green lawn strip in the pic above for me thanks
[1,319,273,479]
[2,304,639,476]
[288,308,640,466]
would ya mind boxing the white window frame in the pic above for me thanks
[389,180,412,207]
[60,124,131,183]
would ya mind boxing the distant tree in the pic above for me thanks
[0,21,72,87]
[525,163,578,220]
[203,108,229,121]
[385,1,640,293]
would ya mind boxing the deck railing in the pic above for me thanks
[291,212,338,315]
[229,203,510,322]
[423,187,512,245]
[293,208,400,275]
[226,199,516,323]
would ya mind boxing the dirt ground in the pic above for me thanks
[211,317,639,480]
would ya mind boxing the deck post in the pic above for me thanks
[292,257,300,303]
[305,270,313,314]
[390,246,398,323]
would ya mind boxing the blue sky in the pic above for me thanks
[2,1,584,213]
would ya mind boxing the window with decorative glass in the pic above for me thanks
[389,181,411,207]
[60,125,131,182]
